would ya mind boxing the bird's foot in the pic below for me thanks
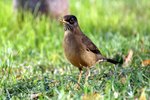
[74,83,81,90]
[84,82,89,87]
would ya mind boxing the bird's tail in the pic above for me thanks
[102,58,120,64]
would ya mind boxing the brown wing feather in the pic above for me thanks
[81,34,101,54]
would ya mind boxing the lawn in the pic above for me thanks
[0,0,150,99]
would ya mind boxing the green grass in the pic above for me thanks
[0,0,150,99]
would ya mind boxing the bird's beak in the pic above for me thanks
[59,18,69,24]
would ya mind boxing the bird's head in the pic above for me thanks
[59,15,78,31]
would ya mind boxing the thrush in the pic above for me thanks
[60,15,119,85]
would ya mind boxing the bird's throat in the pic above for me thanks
[64,24,73,31]
[64,24,82,36]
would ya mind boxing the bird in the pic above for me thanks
[60,15,119,86]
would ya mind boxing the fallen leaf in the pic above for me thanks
[142,59,150,66]
[82,93,103,100]
[16,75,22,80]
[114,91,119,98]
[30,93,42,100]
[139,88,146,100]
[120,77,127,84]
[123,50,133,67]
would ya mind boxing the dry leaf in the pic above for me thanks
[16,75,22,80]
[114,91,119,98]
[123,50,133,67]
[139,88,146,100]
[30,93,42,100]
[142,59,150,66]
[120,77,127,84]
[82,93,103,100]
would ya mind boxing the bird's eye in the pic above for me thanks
[69,19,74,24]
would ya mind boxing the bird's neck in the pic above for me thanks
[73,26,83,35]
[64,24,73,31]
[64,26,82,35]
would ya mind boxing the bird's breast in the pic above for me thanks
[63,31,82,67]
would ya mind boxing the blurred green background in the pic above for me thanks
[0,0,150,99]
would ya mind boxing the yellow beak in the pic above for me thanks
[59,18,69,24]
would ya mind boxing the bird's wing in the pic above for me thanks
[81,34,101,54]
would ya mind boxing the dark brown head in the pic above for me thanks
[60,15,78,31]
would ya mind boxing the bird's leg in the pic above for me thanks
[77,68,82,84]
[74,68,82,89]
[85,67,90,85]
